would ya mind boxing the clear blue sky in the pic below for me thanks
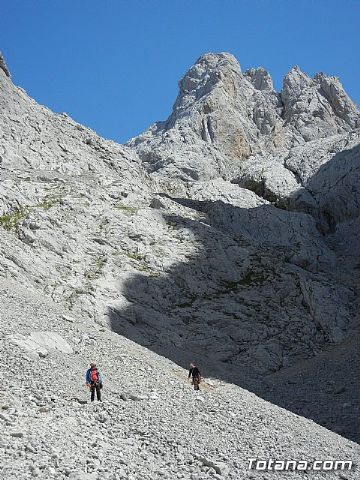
[2,0,359,143]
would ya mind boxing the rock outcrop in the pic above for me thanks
[0,52,10,78]
[128,53,359,183]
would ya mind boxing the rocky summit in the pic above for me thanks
[0,52,360,479]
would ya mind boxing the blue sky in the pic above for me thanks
[2,0,359,143]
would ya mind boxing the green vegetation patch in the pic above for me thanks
[99,217,109,231]
[114,202,138,215]
[36,195,61,211]
[126,252,145,261]
[136,264,160,277]
[125,251,161,277]
[0,193,64,233]
[0,207,29,231]
[84,255,108,281]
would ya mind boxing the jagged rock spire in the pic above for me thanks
[174,52,242,113]
[244,67,274,91]
[129,52,360,181]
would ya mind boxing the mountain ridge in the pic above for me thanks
[1,51,360,471]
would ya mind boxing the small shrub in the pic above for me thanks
[36,195,61,211]
[0,207,29,230]
[98,217,109,231]
[126,252,144,261]
[136,264,160,277]
[114,202,138,215]
[84,256,107,281]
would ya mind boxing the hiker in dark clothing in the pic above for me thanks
[86,363,103,402]
[188,363,202,390]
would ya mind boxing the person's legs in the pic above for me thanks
[96,383,101,401]
[90,383,96,401]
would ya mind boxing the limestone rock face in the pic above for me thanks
[244,67,274,91]
[1,51,360,380]
[281,67,359,142]
[0,52,10,78]
[129,53,359,186]
[128,53,285,180]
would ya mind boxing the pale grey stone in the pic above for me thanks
[0,50,360,480]
[0,52,10,78]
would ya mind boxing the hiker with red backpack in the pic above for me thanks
[86,363,103,402]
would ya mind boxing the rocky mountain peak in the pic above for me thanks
[128,52,359,181]
[244,67,274,91]
[174,52,241,114]
[281,65,312,101]
[315,72,359,128]
[280,65,359,142]
[186,51,241,76]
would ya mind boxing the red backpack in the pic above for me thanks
[90,368,99,383]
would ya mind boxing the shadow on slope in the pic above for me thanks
[299,141,360,232]
[108,193,360,444]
